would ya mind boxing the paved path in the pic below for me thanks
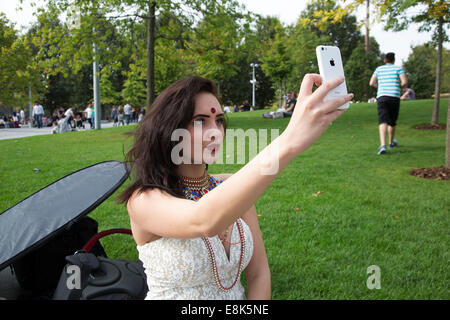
[0,121,117,141]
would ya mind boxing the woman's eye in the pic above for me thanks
[216,118,224,125]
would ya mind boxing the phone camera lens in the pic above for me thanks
[321,47,324,51]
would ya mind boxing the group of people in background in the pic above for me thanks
[0,109,26,129]
[261,92,298,119]
[0,101,148,133]
[223,100,255,113]
[110,104,146,127]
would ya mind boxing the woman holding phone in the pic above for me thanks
[118,74,353,300]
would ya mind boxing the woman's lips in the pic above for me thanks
[205,143,221,151]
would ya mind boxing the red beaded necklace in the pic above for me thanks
[201,220,245,291]
[180,173,246,292]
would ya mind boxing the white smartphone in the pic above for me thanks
[316,45,349,110]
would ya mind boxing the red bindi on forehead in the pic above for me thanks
[210,107,216,114]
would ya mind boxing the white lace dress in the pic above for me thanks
[137,218,253,300]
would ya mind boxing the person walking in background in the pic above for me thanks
[369,52,407,155]
[131,107,137,123]
[14,109,20,125]
[124,102,132,125]
[111,105,118,127]
[65,107,74,129]
[20,109,25,125]
[12,113,19,128]
[117,106,125,126]
[32,101,44,128]
[90,103,95,129]
[84,103,93,129]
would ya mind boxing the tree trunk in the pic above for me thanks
[365,0,369,53]
[446,92,450,168]
[146,1,156,110]
[431,17,443,125]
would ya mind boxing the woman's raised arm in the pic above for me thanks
[128,74,353,240]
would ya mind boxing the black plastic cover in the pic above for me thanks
[0,161,128,271]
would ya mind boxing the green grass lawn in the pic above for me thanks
[1,98,449,299]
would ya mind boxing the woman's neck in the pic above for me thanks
[176,164,206,178]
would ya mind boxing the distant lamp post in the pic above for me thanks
[69,5,101,129]
[93,27,101,130]
[28,84,33,128]
[250,63,259,109]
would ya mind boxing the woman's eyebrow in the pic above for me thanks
[193,113,225,118]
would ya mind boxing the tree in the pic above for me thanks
[0,13,39,107]
[447,96,450,168]
[32,0,258,110]
[188,0,252,97]
[121,63,147,107]
[213,14,277,109]
[344,37,382,101]
[285,23,322,94]
[23,7,133,116]
[44,67,92,112]
[260,23,292,107]
[299,0,361,62]
[100,67,120,106]
[23,0,177,109]
[403,44,436,99]
[153,11,193,95]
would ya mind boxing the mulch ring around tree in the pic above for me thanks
[413,124,446,130]
[409,166,450,180]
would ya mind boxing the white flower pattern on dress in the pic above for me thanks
[137,218,253,300]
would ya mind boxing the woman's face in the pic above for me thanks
[185,92,225,164]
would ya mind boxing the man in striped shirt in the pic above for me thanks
[369,52,408,155]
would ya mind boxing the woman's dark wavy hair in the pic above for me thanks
[117,76,228,204]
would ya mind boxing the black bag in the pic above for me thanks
[52,229,148,300]
[0,161,130,300]
[12,216,106,299]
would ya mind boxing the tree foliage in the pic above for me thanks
[345,37,382,101]
[0,13,39,107]
[403,44,450,99]
[0,0,407,115]
[300,0,361,61]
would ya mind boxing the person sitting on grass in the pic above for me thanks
[51,121,59,134]
[58,114,71,133]
[74,112,85,129]
[0,117,5,129]
[116,75,353,300]
[280,92,297,117]
[400,87,416,101]
[6,116,14,128]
